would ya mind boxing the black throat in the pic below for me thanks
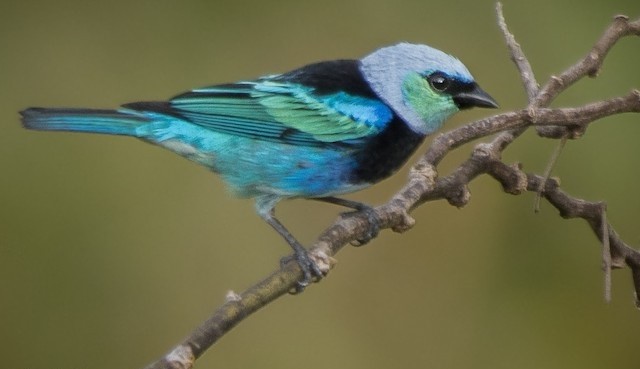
[351,116,425,184]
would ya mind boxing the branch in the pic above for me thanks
[143,9,640,369]
[496,2,539,100]
[533,14,640,139]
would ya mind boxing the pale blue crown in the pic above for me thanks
[359,42,474,135]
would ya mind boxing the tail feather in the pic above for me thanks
[20,107,151,136]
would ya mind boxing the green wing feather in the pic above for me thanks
[168,80,393,145]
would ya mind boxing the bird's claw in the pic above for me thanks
[280,250,326,294]
[342,206,380,246]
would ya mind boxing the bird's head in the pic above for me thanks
[360,42,498,135]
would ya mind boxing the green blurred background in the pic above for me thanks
[1,0,639,368]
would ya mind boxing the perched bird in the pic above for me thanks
[21,42,497,289]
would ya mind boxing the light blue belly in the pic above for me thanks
[138,118,364,198]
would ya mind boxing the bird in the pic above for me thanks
[21,42,498,290]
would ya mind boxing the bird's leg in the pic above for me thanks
[313,196,380,245]
[255,196,324,292]
[262,213,325,292]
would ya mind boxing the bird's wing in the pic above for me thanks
[135,79,394,146]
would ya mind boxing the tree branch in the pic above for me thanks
[143,8,640,369]
[496,2,539,101]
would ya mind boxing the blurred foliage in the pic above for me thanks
[1,0,639,368]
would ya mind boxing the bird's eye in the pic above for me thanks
[428,73,451,92]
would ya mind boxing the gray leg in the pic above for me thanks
[255,195,323,291]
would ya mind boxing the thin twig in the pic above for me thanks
[534,136,567,213]
[601,205,612,303]
[496,2,539,100]
[534,15,640,108]
[533,15,640,139]
[490,2,538,149]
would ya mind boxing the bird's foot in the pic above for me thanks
[280,248,328,294]
[341,205,380,246]
[312,197,380,246]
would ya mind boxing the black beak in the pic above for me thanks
[453,84,499,110]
